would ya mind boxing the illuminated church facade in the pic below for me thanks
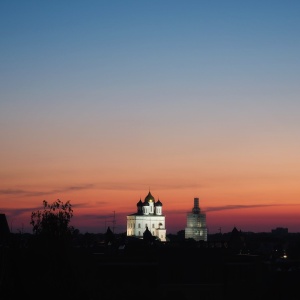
[126,191,167,242]
[185,197,207,241]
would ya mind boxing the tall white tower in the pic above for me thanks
[185,197,207,241]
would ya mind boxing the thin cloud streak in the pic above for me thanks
[205,204,295,212]
[0,184,95,197]
[168,203,300,214]
[2,202,107,219]
[72,202,97,208]
[3,207,37,217]
[0,182,201,198]
[75,214,113,220]
[0,189,27,195]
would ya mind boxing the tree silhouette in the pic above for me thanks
[30,199,75,251]
[31,199,73,235]
[28,200,86,299]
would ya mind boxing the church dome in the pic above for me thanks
[155,199,162,206]
[144,191,155,203]
[136,199,142,206]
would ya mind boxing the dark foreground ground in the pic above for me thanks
[1,236,300,300]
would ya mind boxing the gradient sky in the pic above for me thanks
[1,0,300,234]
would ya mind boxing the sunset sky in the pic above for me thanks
[1,0,300,235]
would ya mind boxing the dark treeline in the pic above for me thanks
[1,228,300,300]
[1,201,300,300]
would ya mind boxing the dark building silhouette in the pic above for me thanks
[228,226,246,253]
[0,213,10,244]
[272,227,288,236]
[104,226,115,245]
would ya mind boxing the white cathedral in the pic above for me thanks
[126,191,167,242]
[185,197,207,241]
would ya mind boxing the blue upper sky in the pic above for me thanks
[2,1,299,104]
[2,1,299,137]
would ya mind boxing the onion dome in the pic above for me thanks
[144,191,155,203]
[155,199,162,206]
[136,199,143,207]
